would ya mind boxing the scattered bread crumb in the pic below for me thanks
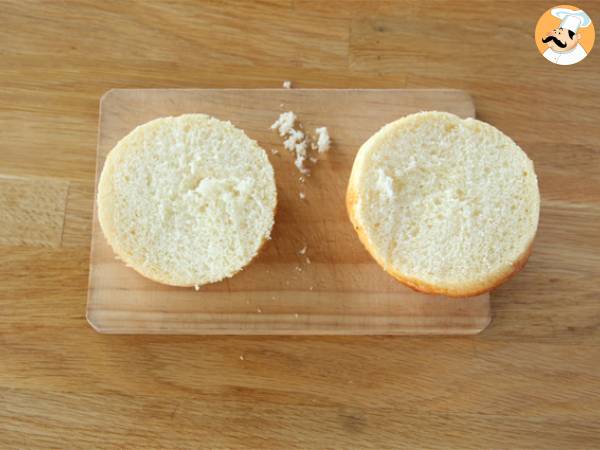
[271,111,297,136]
[257,307,262,313]
[295,141,309,174]
[295,140,307,156]
[271,114,333,176]
[298,245,307,255]
[299,192,306,200]
[284,129,304,151]
[295,156,309,175]
[271,148,279,155]
[271,111,312,175]
[306,256,311,264]
[194,284,200,291]
[315,127,331,153]
[283,80,292,89]
[309,286,314,290]
[299,176,305,183]
[240,355,245,361]
[295,265,302,272]
[294,313,299,318]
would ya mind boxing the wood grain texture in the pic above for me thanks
[1,0,599,448]
[87,88,489,335]
[0,175,69,247]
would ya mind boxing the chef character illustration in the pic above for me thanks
[542,8,592,65]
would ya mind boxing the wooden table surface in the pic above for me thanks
[1,1,599,448]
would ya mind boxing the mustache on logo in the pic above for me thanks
[542,35,567,48]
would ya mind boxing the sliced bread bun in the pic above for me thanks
[97,114,277,287]
[347,111,539,297]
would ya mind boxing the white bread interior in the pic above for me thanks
[347,111,539,297]
[98,114,277,287]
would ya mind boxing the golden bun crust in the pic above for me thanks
[346,111,539,297]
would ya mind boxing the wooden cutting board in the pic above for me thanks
[86,89,490,335]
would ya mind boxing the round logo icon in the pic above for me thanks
[535,4,594,65]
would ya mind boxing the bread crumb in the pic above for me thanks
[315,127,331,153]
[271,111,297,136]
[283,80,292,89]
[194,284,200,291]
[299,176,305,183]
[271,148,279,155]
[295,140,307,156]
[295,140,309,174]
[270,111,314,175]
[295,265,302,272]
[271,111,313,174]
[298,245,307,255]
[257,307,262,313]
[284,129,305,151]
[306,256,311,264]
[295,155,309,175]
[240,355,245,360]
[299,192,306,200]
[294,313,299,318]
[309,286,314,290]
[309,156,318,164]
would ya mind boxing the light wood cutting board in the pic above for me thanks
[86,89,490,335]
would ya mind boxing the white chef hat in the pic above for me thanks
[551,8,592,33]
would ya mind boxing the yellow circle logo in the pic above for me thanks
[535,5,595,65]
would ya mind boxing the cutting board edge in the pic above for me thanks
[86,312,493,336]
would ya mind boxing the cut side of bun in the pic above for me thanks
[98,114,277,287]
[347,111,540,297]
